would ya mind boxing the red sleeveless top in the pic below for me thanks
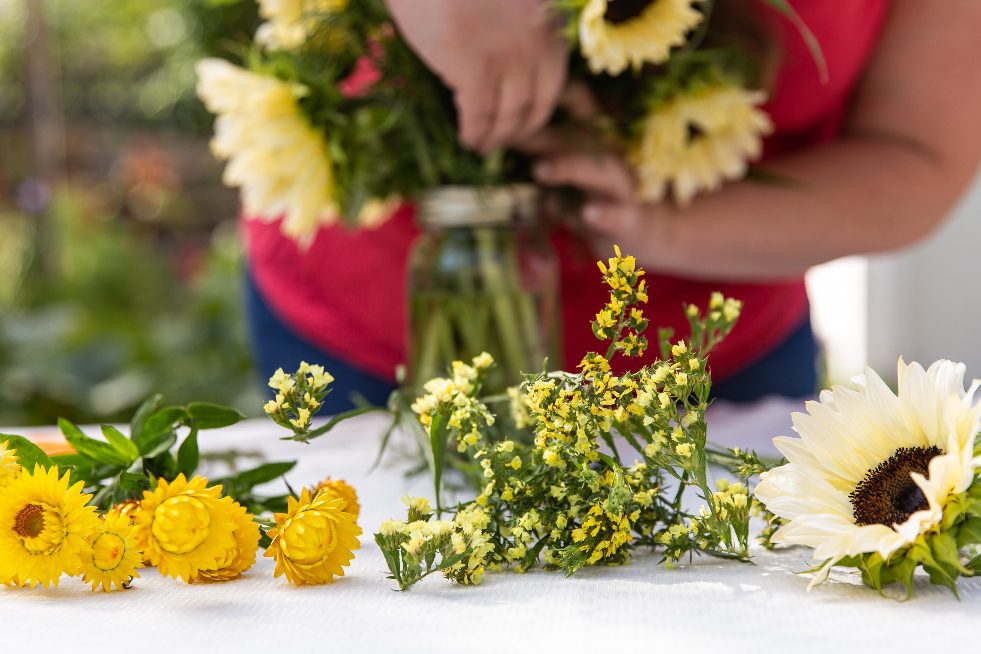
[245,0,891,382]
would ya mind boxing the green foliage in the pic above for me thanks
[2,393,297,513]
[0,186,260,426]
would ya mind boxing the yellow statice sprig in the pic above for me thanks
[374,498,494,591]
[265,361,378,443]
[592,245,650,360]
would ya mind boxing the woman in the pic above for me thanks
[245,0,981,409]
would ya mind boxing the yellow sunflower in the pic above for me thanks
[0,464,100,589]
[194,500,260,583]
[579,0,704,75]
[133,474,239,583]
[196,58,338,247]
[314,477,361,519]
[80,511,144,592]
[256,0,348,51]
[631,82,772,205]
[755,359,981,588]
[264,488,361,585]
[0,440,21,487]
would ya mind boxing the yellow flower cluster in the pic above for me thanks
[375,498,495,589]
[593,245,649,357]
[0,462,259,591]
[411,352,496,450]
[264,361,335,432]
[0,445,362,590]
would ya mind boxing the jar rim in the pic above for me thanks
[417,184,538,228]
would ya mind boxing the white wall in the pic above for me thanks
[807,169,981,387]
[866,169,981,385]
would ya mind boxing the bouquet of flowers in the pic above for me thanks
[195,0,819,390]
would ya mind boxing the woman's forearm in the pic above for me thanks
[654,133,975,281]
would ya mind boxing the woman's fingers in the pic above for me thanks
[533,152,635,201]
[481,70,534,152]
[518,48,568,141]
[455,73,499,151]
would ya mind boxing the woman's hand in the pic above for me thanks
[386,0,567,153]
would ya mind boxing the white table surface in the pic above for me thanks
[3,399,978,654]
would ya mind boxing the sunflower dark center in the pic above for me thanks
[603,0,655,25]
[685,122,707,144]
[850,446,941,527]
[14,503,45,538]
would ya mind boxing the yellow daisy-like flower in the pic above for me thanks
[0,440,21,487]
[0,464,100,589]
[256,0,348,51]
[80,512,144,592]
[196,58,337,247]
[194,500,260,583]
[315,477,361,519]
[265,488,361,585]
[579,0,704,75]
[755,359,981,588]
[631,82,773,206]
[133,474,239,583]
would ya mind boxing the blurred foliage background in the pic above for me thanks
[0,0,263,425]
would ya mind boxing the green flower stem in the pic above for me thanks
[474,226,531,379]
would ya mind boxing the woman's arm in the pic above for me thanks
[533,0,981,280]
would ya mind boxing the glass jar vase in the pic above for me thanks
[407,185,560,394]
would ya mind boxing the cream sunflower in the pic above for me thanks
[264,487,361,585]
[579,0,704,75]
[196,58,338,247]
[631,82,772,206]
[80,512,144,592]
[256,0,348,51]
[0,464,100,589]
[0,440,21,487]
[755,359,981,588]
[314,477,361,519]
[194,500,261,583]
[133,474,239,582]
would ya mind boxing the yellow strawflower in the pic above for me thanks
[631,82,773,205]
[133,474,239,583]
[194,500,261,583]
[315,477,361,519]
[80,511,144,592]
[264,488,361,585]
[0,464,100,588]
[579,0,703,75]
[0,440,21,487]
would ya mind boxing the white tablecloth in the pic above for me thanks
[3,399,978,653]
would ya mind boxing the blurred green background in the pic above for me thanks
[0,0,262,425]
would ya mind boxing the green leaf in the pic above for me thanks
[101,425,140,464]
[957,516,981,547]
[429,412,447,510]
[130,394,163,444]
[186,403,245,430]
[222,461,297,490]
[142,431,178,459]
[58,418,128,467]
[176,429,200,478]
[136,406,187,454]
[1,434,54,472]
